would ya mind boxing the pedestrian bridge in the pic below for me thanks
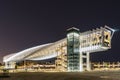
[3,25,115,71]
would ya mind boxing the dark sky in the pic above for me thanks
[0,0,120,63]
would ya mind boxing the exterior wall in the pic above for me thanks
[92,62,120,71]
[4,62,16,69]
[55,47,67,71]
[55,42,67,71]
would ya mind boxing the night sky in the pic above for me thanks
[0,0,120,63]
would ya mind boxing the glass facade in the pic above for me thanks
[67,28,80,71]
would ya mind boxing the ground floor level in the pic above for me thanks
[2,61,120,72]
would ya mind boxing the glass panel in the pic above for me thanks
[67,28,80,71]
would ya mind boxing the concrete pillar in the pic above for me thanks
[79,52,83,72]
[10,62,16,69]
[24,60,26,69]
[5,62,9,69]
[86,52,91,71]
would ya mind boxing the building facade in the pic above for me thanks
[92,62,120,71]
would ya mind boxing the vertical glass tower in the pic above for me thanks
[67,27,80,72]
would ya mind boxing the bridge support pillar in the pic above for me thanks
[86,52,91,71]
[79,52,83,72]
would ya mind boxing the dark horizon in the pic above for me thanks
[0,0,120,63]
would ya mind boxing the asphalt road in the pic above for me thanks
[0,71,120,80]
